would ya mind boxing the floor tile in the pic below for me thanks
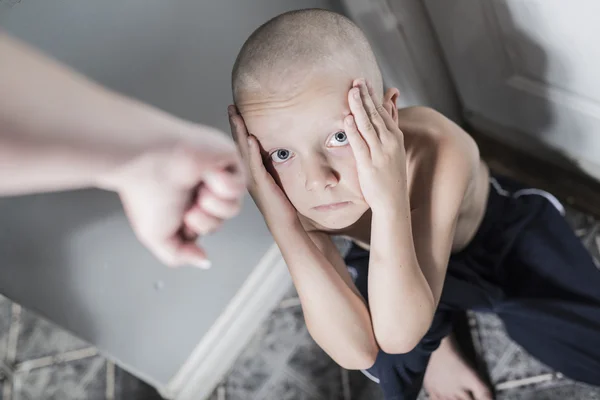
[12,356,105,400]
[225,325,277,400]
[497,344,555,384]
[16,308,89,362]
[287,332,342,399]
[261,306,306,359]
[497,380,600,400]
[256,368,322,400]
[472,312,514,379]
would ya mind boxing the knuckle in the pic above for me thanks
[363,123,375,133]
[184,211,198,225]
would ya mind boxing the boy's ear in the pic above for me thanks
[383,88,400,123]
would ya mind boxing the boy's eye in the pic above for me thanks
[328,131,348,147]
[270,149,293,163]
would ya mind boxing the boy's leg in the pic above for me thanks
[496,188,600,385]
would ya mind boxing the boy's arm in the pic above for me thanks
[347,82,476,354]
[368,107,478,353]
[276,226,379,370]
[369,109,479,353]
[228,107,379,370]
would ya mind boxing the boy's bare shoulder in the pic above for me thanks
[397,106,464,138]
[396,106,479,159]
[397,107,482,206]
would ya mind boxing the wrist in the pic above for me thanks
[369,182,409,218]
[269,217,305,243]
[93,135,179,193]
[370,203,413,240]
[370,202,408,220]
[93,110,199,192]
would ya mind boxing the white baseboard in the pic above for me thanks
[160,243,292,400]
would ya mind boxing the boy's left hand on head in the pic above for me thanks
[345,79,407,212]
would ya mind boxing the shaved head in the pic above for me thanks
[231,8,383,104]
[228,9,399,231]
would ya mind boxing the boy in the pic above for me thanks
[228,9,600,400]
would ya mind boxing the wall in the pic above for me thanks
[340,0,460,122]
[0,0,330,389]
[425,0,600,181]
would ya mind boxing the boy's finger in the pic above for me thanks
[356,79,387,136]
[345,115,371,166]
[228,107,250,158]
[348,87,381,156]
[246,135,270,184]
[366,80,398,135]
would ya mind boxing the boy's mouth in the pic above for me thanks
[312,201,351,212]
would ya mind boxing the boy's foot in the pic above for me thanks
[424,334,493,400]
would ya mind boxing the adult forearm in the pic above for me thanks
[368,206,435,354]
[274,225,378,369]
[0,32,184,195]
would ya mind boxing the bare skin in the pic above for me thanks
[333,107,494,400]
[231,74,492,398]
[425,335,492,400]
[343,107,494,400]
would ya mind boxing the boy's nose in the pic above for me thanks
[304,162,338,191]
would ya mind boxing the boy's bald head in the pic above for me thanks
[231,8,383,104]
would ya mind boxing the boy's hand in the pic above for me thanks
[346,79,407,213]
[228,106,299,232]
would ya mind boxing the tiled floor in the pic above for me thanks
[2,207,600,400]
[0,298,162,400]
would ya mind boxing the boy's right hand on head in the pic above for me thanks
[227,105,300,232]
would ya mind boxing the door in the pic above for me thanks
[425,0,600,180]
[341,0,460,122]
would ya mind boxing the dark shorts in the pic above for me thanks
[344,175,600,400]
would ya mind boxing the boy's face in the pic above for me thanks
[239,73,384,230]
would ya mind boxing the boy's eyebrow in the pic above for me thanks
[250,134,283,151]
